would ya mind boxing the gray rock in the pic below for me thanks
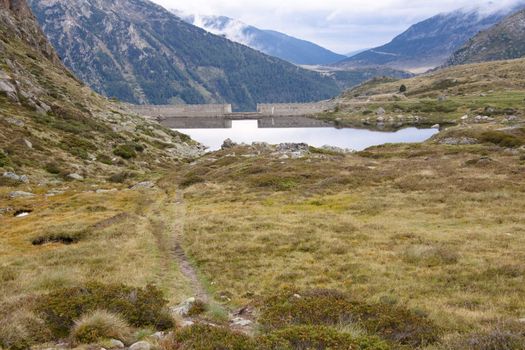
[131,181,155,190]
[276,143,309,153]
[9,191,35,198]
[3,172,29,183]
[129,341,151,350]
[107,339,125,349]
[151,331,165,340]
[180,320,195,328]
[376,107,385,115]
[439,137,478,145]
[170,297,196,317]
[431,124,440,129]
[320,145,354,154]
[461,115,469,120]
[67,173,84,181]
[5,117,24,127]
[221,138,237,149]
[231,317,252,327]
[23,139,33,149]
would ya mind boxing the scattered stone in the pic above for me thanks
[221,138,237,149]
[505,115,519,122]
[437,95,447,101]
[474,115,494,123]
[107,339,125,349]
[96,188,118,194]
[23,139,33,149]
[276,143,309,154]
[5,117,24,127]
[151,332,165,340]
[519,318,525,324]
[3,172,29,183]
[320,145,354,154]
[0,207,13,215]
[46,190,65,197]
[129,341,151,350]
[438,137,478,145]
[67,173,84,181]
[461,115,469,121]
[170,297,196,317]
[9,191,35,198]
[180,320,195,328]
[231,317,252,327]
[293,293,302,299]
[376,107,385,115]
[131,181,155,190]
[431,124,440,129]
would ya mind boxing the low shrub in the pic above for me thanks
[71,310,131,344]
[187,300,208,317]
[250,175,299,191]
[480,131,523,148]
[259,289,441,347]
[113,144,138,159]
[31,230,87,245]
[445,321,525,350]
[180,173,205,188]
[259,325,389,350]
[97,153,113,165]
[163,324,255,350]
[35,282,174,338]
[403,245,459,267]
[0,150,10,167]
[44,162,62,175]
[108,171,135,184]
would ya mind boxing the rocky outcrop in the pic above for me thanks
[447,9,525,66]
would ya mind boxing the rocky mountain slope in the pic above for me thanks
[176,12,347,65]
[447,9,525,66]
[28,0,340,111]
[0,0,202,183]
[333,3,525,73]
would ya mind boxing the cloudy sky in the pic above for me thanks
[150,0,524,54]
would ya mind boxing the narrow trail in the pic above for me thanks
[171,189,210,303]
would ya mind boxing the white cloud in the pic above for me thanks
[151,0,525,53]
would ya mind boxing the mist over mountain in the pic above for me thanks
[333,2,525,73]
[174,11,347,66]
[447,8,525,66]
[28,0,340,111]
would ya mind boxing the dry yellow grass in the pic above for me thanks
[174,140,525,344]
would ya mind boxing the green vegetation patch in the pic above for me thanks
[480,130,523,148]
[35,283,173,338]
[260,325,389,350]
[165,324,256,350]
[259,289,441,347]
[0,149,10,167]
[113,142,145,160]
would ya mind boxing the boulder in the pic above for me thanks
[438,137,478,145]
[129,341,151,350]
[376,107,385,115]
[107,339,125,349]
[3,172,29,183]
[431,124,440,129]
[170,297,196,317]
[221,138,237,149]
[231,317,252,327]
[67,173,84,181]
[131,181,155,190]
[5,117,24,127]
[9,191,35,198]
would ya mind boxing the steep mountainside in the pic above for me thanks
[28,0,340,111]
[447,9,525,66]
[177,12,347,65]
[0,0,202,182]
[333,4,525,73]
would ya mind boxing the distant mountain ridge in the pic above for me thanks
[28,0,340,111]
[176,11,347,65]
[333,2,525,73]
[447,8,525,66]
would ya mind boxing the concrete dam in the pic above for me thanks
[129,102,336,128]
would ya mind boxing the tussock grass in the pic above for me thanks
[70,310,131,344]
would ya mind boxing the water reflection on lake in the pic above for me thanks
[173,119,438,152]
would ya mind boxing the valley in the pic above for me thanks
[1,0,525,349]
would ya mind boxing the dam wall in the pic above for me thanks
[257,101,335,116]
[129,104,233,118]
